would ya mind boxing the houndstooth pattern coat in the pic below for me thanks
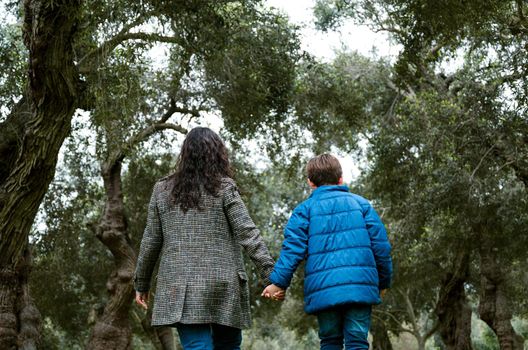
[134,177,275,329]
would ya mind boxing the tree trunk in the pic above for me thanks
[434,250,473,350]
[371,319,393,350]
[478,244,524,350]
[86,161,136,349]
[139,305,177,350]
[0,97,30,182]
[0,0,80,348]
[87,160,175,350]
[156,327,177,350]
[416,337,426,350]
[0,248,41,350]
[87,160,175,349]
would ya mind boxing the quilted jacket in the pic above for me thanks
[269,185,392,314]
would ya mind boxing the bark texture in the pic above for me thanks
[140,305,177,350]
[0,249,41,350]
[85,105,184,349]
[478,244,524,350]
[371,319,393,350]
[0,0,80,348]
[86,159,175,349]
[0,97,30,182]
[434,250,473,350]
[86,161,136,350]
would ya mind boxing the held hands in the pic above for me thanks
[261,284,286,301]
[135,291,149,310]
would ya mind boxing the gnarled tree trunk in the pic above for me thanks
[371,318,393,350]
[86,161,136,349]
[138,303,177,350]
[0,97,30,182]
[85,104,184,349]
[434,250,473,350]
[0,0,81,348]
[87,158,175,350]
[0,248,41,350]
[478,243,524,350]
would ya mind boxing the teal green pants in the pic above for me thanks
[316,304,372,350]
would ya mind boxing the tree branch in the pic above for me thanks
[371,314,417,337]
[372,25,405,36]
[373,308,416,335]
[158,98,178,123]
[103,102,188,171]
[368,6,405,38]
[401,288,420,335]
[173,106,202,120]
[152,122,188,134]
[78,13,152,69]
[386,79,415,99]
[517,0,525,21]
[155,98,202,123]
[424,322,440,340]
[78,30,186,74]
[470,144,495,181]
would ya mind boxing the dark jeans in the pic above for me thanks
[316,304,372,350]
[176,323,242,350]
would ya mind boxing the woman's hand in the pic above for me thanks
[261,284,285,301]
[135,291,149,310]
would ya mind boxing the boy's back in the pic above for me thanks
[271,185,392,314]
[265,154,392,350]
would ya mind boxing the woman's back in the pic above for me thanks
[135,176,274,329]
[156,177,242,280]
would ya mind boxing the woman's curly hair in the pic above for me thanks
[168,127,233,212]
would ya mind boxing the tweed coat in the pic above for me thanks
[134,177,274,329]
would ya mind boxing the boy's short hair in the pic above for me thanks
[306,154,342,186]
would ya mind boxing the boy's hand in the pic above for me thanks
[261,284,285,301]
[135,291,149,310]
[380,289,388,299]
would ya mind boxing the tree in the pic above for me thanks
[31,132,177,348]
[362,72,527,349]
[0,0,302,347]
[82,3,301,347]
[313,0,528,185]
[0,1,81,347]
[313,2,528,348]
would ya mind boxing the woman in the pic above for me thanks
[134,127,277,349]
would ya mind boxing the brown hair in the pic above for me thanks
[306,154,342,187]
[168,127,232,212]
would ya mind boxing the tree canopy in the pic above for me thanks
[0,0,527,349]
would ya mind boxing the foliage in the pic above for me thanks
[0,22,26,120]
[31,132,109,345]
[312,1,528,347]
[1,0,526,347]
[293,52,394,153]
[203,7,302,141]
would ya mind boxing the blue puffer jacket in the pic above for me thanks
[269,185,392,314]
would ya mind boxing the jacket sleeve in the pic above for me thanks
[134,182,163,292]
[223,182,275,285]
[269,204,309,289]
[362,202,392,290]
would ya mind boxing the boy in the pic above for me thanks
[262,154,392,350]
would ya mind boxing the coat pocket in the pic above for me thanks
[237,271,250,311]
[238,271,248,282]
